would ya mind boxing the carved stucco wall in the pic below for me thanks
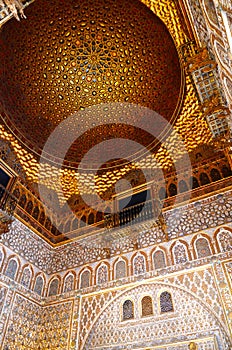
[0,192,232,348]
[0,283,75,349]
[0,216,232,350]
[184,0,232,117]
[1,263,232,349]
[0,189,232,275]
[79,268,232,350]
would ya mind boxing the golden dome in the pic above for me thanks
[0,0,182,165]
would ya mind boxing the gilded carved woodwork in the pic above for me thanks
[187,47,217,72]
[0,0,213,205]
[0,2,232,349]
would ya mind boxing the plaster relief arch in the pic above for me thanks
[113,256,129,280]
[157,288,174,314]
[151,246,168,270]
[32,272,46,296]
[139,293,154,317]
[214,226,232,252]
[191,233,214,259]
[20,263,34,289]
[3,255,20,281]
[62,270,76,293]
[79,266,93,289]
[131,251,148,275]
[80,280,231,350]
[121,297,135,321]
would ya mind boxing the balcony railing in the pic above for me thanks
[104,200,154,229]
[104,175,232,230]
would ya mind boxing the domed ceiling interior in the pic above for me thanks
[0,0,182,162]
[0,0,213,211]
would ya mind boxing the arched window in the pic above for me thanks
[115,260,126,279]
[20,266,32,289]
[63,273,74,293]
[178,180,188,193]
[80,215,86,227]
[25,200,33,214]
[217,229,232,252]
[168,183,177,197]
[45,217,51,230]
[97,264,108,284]
[39,211,45,225]
[221,166,232,178]
[34,275,44,296]
[5,259,18,280]
[160,291,173,313]
[195,237,211,258]
[153,250,166,270]
[210,168,221,182]
[19,194,26,208]
[12,188,20,199]
[133,254,145,275]
[88,213,94,225]
[123,300,134,320]
[200,172,210,186]
[80,270,91,289]
[173,242,188,264]
[32,206,39,220]
[141,296,153,317]
[48,278,60,296]
[190,176,199,189]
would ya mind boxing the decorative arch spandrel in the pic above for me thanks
[80,281,231,350]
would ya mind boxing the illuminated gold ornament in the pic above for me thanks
[0,0,213,204]
[188,342,198,350]
[0,0,182,164]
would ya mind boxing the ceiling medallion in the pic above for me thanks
[0,0,182,166]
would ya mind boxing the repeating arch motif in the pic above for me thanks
[4,258,19,280]
[160,291,174,313]
[195,237,211,258]
[122,299,134,320]
[20,266,32,289]
[63,273,75,293]
[48,277,60,296]
[96,264,108,285]
[1,225,232,294]
[172,241,189,264]
[34,275,44,296]
[152,249,166,269]
[141,295,153,317]
[217,228,232,252]
[115,259,126,279]
[80,269,91,289]
[133,253,146,275]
